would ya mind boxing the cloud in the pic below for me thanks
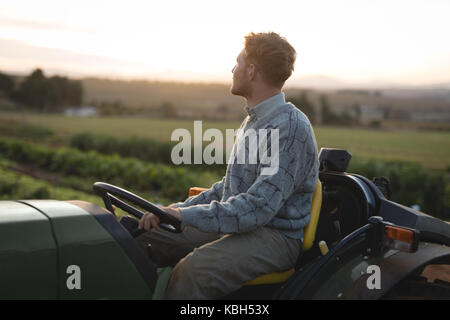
[0,17,95,33]
[0,38,141,77]
[0,38,231,82]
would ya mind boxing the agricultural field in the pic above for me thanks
[0,111,449,220]
[1,111,449,170]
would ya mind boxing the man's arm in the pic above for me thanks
[171,176,225,208]
[139,177,225,234]
[171,118,246,209]
[178,119,316,233]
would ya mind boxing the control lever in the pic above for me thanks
[120,215,145,237]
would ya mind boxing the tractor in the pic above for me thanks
[1,148,449,299]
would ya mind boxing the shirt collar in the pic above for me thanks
[244,92,286,121]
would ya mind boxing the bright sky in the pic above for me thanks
[1,0,449,87]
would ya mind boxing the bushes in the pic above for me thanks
[0,137,220,201]
[69,132,227,174]
[18,124,53,140]
[69,132,173,163]
[0,121,54,141]
[349,158,449,219]
[0,163,94,203]
[1,135,448,219]
[0,167,50,200]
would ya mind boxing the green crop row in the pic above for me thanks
[70,132,173,163]
[0,120,54,141]
[1,135,448,219]
[0,137,220,201]
[2,158,173,206]
[69,132,227,174]
[0,160,103,206]
[68,132,449,218]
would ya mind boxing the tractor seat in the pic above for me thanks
[188,180,323,286]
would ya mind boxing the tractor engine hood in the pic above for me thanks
[0,200,155,299]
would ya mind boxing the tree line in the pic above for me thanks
[288,91,361,126]
[0,69,83,112]
[0,68,360,124]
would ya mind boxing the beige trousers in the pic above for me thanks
[136,226,301,300]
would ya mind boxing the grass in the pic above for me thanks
[0,111,239,142]
[1,111,449,170]
[314,126,450,171]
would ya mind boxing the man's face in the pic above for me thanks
[230,50,251,97]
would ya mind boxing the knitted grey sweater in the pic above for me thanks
[176,93,319,240]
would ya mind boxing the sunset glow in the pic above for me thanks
[1,0,450,86]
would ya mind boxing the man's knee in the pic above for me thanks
[165,249,218,299]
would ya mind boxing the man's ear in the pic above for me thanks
[247,63,256,80]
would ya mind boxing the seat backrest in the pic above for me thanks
[301,180,323,251]
[188,187,208,197]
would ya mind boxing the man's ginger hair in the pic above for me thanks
[244,32,296,89]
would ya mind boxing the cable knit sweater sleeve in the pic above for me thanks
[179,114,314,234]
[172,119,248,209]
[173,177,225,208]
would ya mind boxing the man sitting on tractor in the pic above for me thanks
[137,32,319,299]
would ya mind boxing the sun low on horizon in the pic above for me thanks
[1,0,450,87]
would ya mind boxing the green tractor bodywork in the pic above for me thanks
[0,200,154,299]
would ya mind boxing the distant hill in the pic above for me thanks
[2,70,449,121]
[82,78,244,110]
[287,75,348,90]
[82,77,450,115]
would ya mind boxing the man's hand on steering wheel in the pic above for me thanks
[138,206,182,235]
[93,182,182,234]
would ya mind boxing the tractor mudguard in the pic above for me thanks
[0,201,57,299]
[342,242,450,299]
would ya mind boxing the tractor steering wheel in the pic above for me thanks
[92,182,182,233]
